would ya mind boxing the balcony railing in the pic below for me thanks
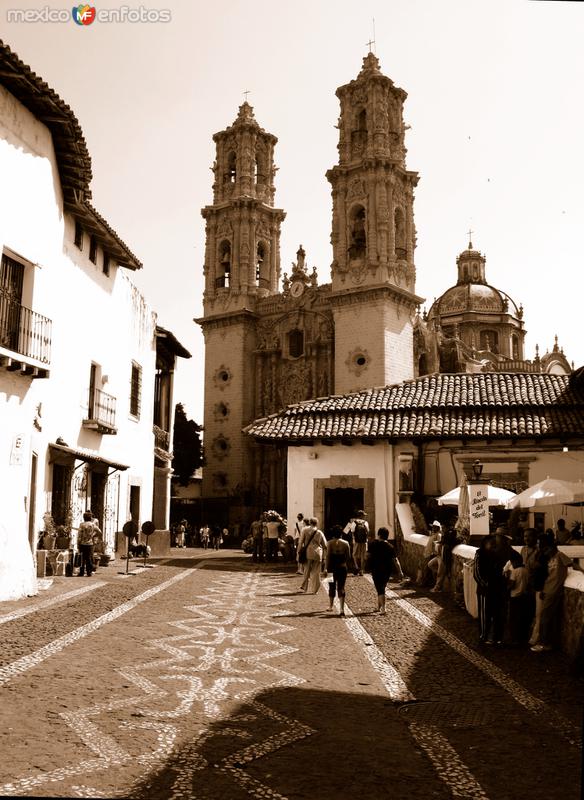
[83,387,117,434]
[153,424,171,452]
[0,292,52,365]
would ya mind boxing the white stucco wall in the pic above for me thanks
[0,84,159,594]
[287,442,397,533]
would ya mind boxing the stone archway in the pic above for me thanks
[313,475,375,533]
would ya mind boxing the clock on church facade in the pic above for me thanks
[195,53,570,526]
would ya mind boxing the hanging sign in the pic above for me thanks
[469,483,490,536]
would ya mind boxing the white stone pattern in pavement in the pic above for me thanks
[0,570,315,799]
[0,570,193,688]
[385,586,582,748]
[343,577,491,799]
[0,581,106,625]
[322,580,413,702]
[408,723,490,800]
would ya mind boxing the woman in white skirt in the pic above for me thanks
[299,517,327,594]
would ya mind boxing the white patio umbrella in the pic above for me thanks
[505,478,584,510]
[437,485,517,507]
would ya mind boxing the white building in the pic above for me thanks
[246,372,584,535]
[0,42,188,599]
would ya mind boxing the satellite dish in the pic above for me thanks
[141,521,156,536]
[123,520,139,537]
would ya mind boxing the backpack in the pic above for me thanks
[353,520,368,544]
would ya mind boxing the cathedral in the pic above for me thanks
[197,53,571,526]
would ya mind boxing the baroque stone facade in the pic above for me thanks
[414,239,572,376]
[196,54,572,525]
[197,54,422,523]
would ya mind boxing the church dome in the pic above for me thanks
[433,282,518,316]
[428,239,520,320]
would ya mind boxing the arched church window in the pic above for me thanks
[255,150,266,186]
[225,151,237,183]
[256,242,268,287]
[348,205,367,260]
[351,108,368,155]
[480,330,499,354]
[512,334,519,360]
[418,353,428,376]
[288,329,304,359]
[394,208,406,260]
[216,240,231,288]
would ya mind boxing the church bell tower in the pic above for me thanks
[327,53,423,393]
[198,102,285,517]
[202,102,285,312]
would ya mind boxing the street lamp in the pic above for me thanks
[472,459,483,480]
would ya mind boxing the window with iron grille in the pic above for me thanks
[130,361,142,418]
[89,236,98,264]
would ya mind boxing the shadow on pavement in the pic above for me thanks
[125,685,448,800]
[346,575,583,800]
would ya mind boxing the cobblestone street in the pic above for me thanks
[0,550,581,799]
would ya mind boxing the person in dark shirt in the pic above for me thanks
[474,533,511,645]
[367,527,396,614]
[325,525,351,617]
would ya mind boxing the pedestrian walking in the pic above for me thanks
[294,513,304,574]
[200,524,210,549]
[77,511,96,577]
[325,525,350,616]
[175,521,186,548]
[344,510,369,575]
[367,527,396,613]
[299,517,327,594]
[265,512,281,562]
[251,515,264,562]
[210,524,222,550]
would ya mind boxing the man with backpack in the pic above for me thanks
[344,510,369,576]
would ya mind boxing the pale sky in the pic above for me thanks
[3,0,583,424]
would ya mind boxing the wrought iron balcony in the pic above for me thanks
[0,292,51,377]
[153,424,171,453]
[83,388,117,434]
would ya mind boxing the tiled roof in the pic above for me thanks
[0,40,92,204]
[245,373,584,443]
[0,41,142,271]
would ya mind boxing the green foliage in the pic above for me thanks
[172,403,203,486]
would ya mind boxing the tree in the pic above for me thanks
[172,403,203,485]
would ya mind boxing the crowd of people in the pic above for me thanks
[170,508,576,654]
[170,520,231,550]
[474,526,572,652]
[242,509,406,617]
